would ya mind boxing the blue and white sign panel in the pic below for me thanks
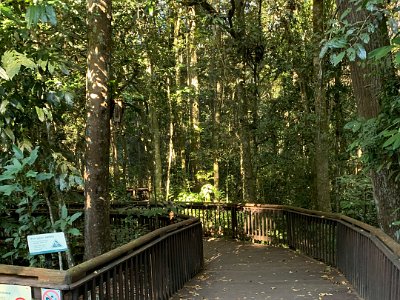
[27,232,68,255]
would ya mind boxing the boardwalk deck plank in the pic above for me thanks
[171,239,361,300]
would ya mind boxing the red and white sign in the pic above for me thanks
[41,289,62,300]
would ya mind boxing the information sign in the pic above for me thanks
[27,232,68,255]
[0,284,32,300]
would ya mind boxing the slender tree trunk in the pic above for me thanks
[84,0,112,259]
[337,0,400,239]
[237,81,256,203]
[150,105,162,203]
[212,0,222,195]
[173,5,188,187]
[146,62,162,203]
[187,6,200,184]
[313,0,331,212]
[165,78,174,201]
[213,82,221,192]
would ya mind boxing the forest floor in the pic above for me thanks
[171,238,361,300]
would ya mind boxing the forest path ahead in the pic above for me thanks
[171,238,361,300]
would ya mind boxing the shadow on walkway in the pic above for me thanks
[171,238,361,300]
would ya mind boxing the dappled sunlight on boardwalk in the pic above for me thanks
[171,239,361,300]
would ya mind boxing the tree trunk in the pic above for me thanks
[338,0,400,240]
[150,104,162,203]
[237,81,257,203]
[145,61,162,203]
[187,6,200,185]
[84,0,112,259]
[165,77,174,201]
[313,0,331,212]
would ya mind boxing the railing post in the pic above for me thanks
[231,204,238,239]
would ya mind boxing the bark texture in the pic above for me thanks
[337,0,400,240]
[313,0,331,212]
[84,0,112,259]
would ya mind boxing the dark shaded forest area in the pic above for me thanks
[0,0,399,261]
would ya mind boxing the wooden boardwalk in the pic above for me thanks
[171,238,361,300]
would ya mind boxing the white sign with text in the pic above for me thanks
[27,232,68,255]
[0,283,32,300]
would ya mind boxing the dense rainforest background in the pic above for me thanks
[0,0,399,262]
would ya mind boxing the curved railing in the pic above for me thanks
[0,214,203,300]
[1,202,399,300]
[176,202,400,300]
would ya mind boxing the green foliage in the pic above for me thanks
[0,146,52,265]
[336,173,377,225]
[0,145,82,267]
[345,95,400,181]
[0,50,36,80]
[26,3,57,29]
[320,0,399,66]
[53,204,82,236]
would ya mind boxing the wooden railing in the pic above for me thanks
[175,202,400,300]
[0,213,203,300]
[1,202,399,300]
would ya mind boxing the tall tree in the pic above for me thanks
[336,0,400,239]
[84,0,112,259]
[313,0,331,212]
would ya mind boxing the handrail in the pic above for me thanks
[0,213,203,299]
[175,202,400,300]
[65,216,198,284]
[2,202,399,299]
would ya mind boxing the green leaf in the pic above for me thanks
[360,33,370,44]
[0,66,9,80]
[24,186,36,198]
[327,37,347,49]
[61,204,68,220]
[393,134,400,150]
[67,228,81,236]
[26,5,42,28]
[68,212,82,224]
[0,184,20,196]
[354,43,366,60]
[0,174,15,181]
[0,100,8,113]
[23,147,39,166]
[35,106,45,122]
[344,120,361,132]
[346,47,356,61]
[395,52,400,65]
[36,172,53,181]
[369,45,393,60]
[382,134,400,148]
[330,51,346,66]
[12,144,23,160]
[2,251,15,259]
[25,170,38,178]
[1,51,36,80]
[340,8,352,20]
[3,127,15,142]
[45,5,57,26]
[392,37,400,45]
